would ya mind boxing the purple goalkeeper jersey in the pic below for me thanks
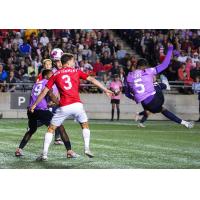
[126,46,173,103]
[28,79,48,110]
[126,68,157,103]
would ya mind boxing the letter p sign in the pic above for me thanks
[18,97,26,106]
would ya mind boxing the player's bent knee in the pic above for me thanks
[48,124,57,133]
[80,122,89,129]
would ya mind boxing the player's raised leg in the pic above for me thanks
[161,107,194,128]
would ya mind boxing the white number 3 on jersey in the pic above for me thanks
[62,75,72,90]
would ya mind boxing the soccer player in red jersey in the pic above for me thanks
[30,53,113,160]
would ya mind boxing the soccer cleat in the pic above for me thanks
[160,74,171,90]
[15,148,24,157]
[85,150,94,158]
[135,112,140,122]
[36,154,48,161]
[137,123,146,128]
[184,121,194,129]
[67,150,79,159]
[54,139,64,145]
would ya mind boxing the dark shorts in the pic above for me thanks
[141,93,164,113]
[111,99,120,104]
[27,109,53,131]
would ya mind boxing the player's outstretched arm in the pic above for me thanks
[155,44,173,74]
[30,87,49,112]
[86,76,114,97]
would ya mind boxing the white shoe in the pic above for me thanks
[135,112,140,122]
[36,154,48,161]
[137,123,146,128]
[85,150,94,158]
[184,121,194,129]
[160,74,171,90]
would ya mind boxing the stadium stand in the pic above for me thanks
[115,29,200,94]
[0,29,199,94]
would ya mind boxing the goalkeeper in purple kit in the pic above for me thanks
[125,44,194,128]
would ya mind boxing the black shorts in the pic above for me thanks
[141,93,164,113]
[111,99,120,104]
[27,109,53,131]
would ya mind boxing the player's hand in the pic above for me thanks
[30,104,36,113]
[104,89,114,97]
[168,43,173,49]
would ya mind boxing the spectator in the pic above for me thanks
[110,60,120,76]
[177,51,188,63]
[39,32,49,47]
[102,43,111,57]
[82,44,92,60]
[101,51,112,65]
[83,59,93,73]
[13,32,23,45]
[192,76,200,122]
[192,52,199,66]
[190,61,200,80]
[116,43,127,59]
[19,40,31,56]
[0,64,8,81]
[109,74,122,121]
[0,42,11,63]
[93,58,104,75]
[5,71,16,92]
[178,63,193,94]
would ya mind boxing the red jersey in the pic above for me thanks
[46,67,89,106]
[36,73,43,82]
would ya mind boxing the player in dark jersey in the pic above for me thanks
[15,69,77,158]
[125,44,194,128]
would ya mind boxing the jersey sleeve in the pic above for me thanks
[78,70,89,80]
[46,75,56,89]
[146,67,157,76]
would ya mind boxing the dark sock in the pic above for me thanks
[55,128,61,141]
[111,109,114,120]
[117,108,120,120]
[139,111,145,116]
[161,109,182,124]
[58,126,71,151]
[140,111,148,123]
[19,131,33,149]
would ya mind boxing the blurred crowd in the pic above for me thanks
[0,29,137,93]
[0,29,200,94]
[116,29,200,94]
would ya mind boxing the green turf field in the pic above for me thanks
[0,119,199,169]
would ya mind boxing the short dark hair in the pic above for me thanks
[136,58,148,68]
[61,53,74,65]
[42,69,52,78]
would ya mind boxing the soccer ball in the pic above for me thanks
[50,48,63,61]
[114,89,119,96]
